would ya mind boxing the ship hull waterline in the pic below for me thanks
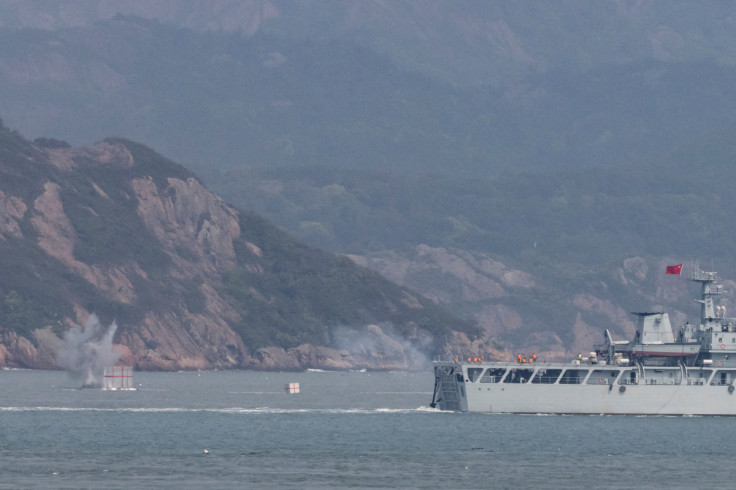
[458,383,736,416]
[432,362,736,416]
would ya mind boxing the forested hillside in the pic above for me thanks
[0,122,477,370]
[197,122,736,269]
[196,124,736,355]
[2,2,736,361]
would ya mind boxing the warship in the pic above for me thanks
[430,268,736,415]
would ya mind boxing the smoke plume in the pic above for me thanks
[56,314,121,388]
[331,323,431,369]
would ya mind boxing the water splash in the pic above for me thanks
[56,314,120,388]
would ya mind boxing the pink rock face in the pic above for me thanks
[2,140,446,371]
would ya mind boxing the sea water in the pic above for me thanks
[0,369,733,489]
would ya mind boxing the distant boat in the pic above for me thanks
[431,269,736,415]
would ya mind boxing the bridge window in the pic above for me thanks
[711,370,736,386]
[586,369,620,385]
[685,369,712,385]
[531,369,562,384]
[480,368,507,383]
[559,369,589,384]
[618,370,638,385]
[503,368,535,384]
[467,367,483,382]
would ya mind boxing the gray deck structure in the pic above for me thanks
[431,269,736,415]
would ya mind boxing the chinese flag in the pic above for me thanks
[666,264,683,275]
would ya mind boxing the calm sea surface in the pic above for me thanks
[0,368,733,489]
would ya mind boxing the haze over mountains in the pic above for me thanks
[1,1,736,365]
[3,1,736,174]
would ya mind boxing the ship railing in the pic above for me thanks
[643,379,679,385]
[710,380,733,386]
[432,355,573,366]
[686,379,706,385]
[618,379,638,385]
[433,355,495,363]
[433,355,460,363]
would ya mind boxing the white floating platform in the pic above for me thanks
[102,366,136,391]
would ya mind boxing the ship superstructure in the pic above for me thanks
[430,269,736,415]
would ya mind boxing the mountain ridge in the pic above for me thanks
[2,3,735,369]
[3,9,736,176]
[0,125,478,370]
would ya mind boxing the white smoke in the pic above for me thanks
[56,314,121,388]
[331,323,431,370]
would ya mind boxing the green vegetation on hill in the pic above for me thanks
[198,120,736,275]
[194,123,736,348]
[0,126,479,358]
[221,211,478,350]
[4,3,736,357]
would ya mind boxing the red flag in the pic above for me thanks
[666,264,683,275]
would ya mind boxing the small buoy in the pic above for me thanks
[203,449,209,455]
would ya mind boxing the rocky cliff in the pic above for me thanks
[350,246,709,362]
[0,129,476,370]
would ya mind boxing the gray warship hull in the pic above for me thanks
[432,361,736,415]
[431,268,736,415]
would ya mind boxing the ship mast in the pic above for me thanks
[690,270,727,323]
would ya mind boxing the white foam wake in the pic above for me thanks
[0,406,442,414]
